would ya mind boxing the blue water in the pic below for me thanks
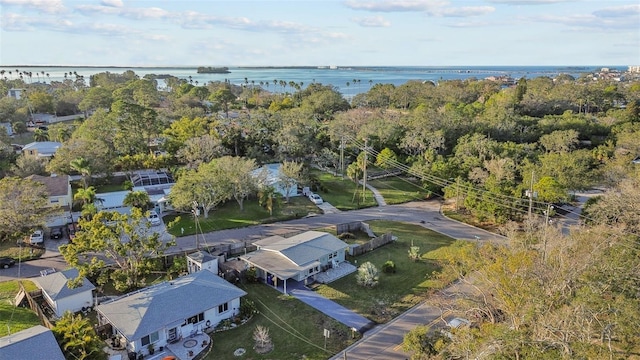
[0,65,615,95]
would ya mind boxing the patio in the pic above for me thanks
[103,332,211,360]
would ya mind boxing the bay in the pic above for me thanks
[0,65,608,95]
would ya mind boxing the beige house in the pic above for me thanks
[21,141,62,158]
[27,175,73,227]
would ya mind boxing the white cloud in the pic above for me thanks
[344,0,447,12]
[434,6,494,17]
[0,0,65,13]
[593,4,640,18]
[486,0,576,4]
[75,4,170,20]
[1,12,73,31]
[100,0,124,7]
[344,0,494,17]
[351,15,391,27]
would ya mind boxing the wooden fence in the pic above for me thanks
[349,233,394,256]
[18,281,55,329]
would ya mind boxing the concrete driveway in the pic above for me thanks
[290,289,375,333]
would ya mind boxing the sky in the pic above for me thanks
[0,0,639,67]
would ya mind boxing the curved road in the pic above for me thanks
[0,200,505,360]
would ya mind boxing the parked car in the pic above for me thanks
[309,193,324,205]
[67,222,78,242]
[29,230,44,244]
[147,210,161,226]
[50,227,63,240]
[0,257,16,269]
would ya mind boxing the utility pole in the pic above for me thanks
[543,203,553,263]
[526,171,535,221]
[362,139,367,203]
[340,136,345,179]
[455,177,460,212]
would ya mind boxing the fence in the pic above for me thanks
[336,221,376,238]
[349,233,394,256]
[18,281,55,329]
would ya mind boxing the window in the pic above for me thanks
[187,313,204,324]
[218,302,229,313]
[333,252,338,258]
[141,331,159,346]
[308,268,313,274]
[329,253,334,259]
[50,199,59,204]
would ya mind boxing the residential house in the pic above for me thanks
[96,269,247,356]
[21,141,62,158]
[32,268,96,318]
[0,325,66,360]
[253,163,299,198]
[241,231,349,293]
[6,88,25,100]
[0,122,13,136]
[27,174,73,227]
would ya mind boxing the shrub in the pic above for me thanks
[338,232,355,240]
[408,246,421,261]
[382,260,396,273]
[356,261,379,287]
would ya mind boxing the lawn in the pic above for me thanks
[314,220,456,324]
[164,196,321,237]
[0,241,45,261]
[208,283,359,360]
[312,171,377,210]
[0,280,40,337]
[368,177,431,204]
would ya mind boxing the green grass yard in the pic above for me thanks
[164,196,320,237]
[314,220,456,324]
[368,177,431,204]
[208,283,359,360]
[0,280,40,337]
[311,171,377,210]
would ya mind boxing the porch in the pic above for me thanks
[103,332,211,360]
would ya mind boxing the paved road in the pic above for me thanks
[1,200,503,282]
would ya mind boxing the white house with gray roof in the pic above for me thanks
[32,268,95,318]
[96,269,246,356]
[241,231,348,292]
[0,325,65,360]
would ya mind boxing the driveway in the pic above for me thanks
[290,289,375,333]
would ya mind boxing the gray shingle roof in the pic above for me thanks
[96,269,246,341]
[0,325,65,360]
[254,231,348,266]
[32,268,95,301]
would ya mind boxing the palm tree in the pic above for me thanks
[259,186,279,216]
[73,186,97,208]
[123,190,151,210]
[33,128,49,142]
[70,157,91,189]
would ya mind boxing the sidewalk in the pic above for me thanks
[359,180,387,206]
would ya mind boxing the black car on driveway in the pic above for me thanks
[0,257,16,269]
[50,227,63,240]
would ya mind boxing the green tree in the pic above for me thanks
[278,160,303,202]
[176,134,227,169]
[61,209,175,292]
[27,90,55,113]
[10,155,47,177]
[375,147,398,169]
[53,311,106,360]
[258,186,280,216]
[168,161,228,218]
[209,87,236,118]
[33,128,49,142]
[123,190,152,210]
[402,325,449,360]
[70,157,91,189]
[533,176,568,203]
[215,156,258,211]
[162,116,210,154]
[0,177,51,241]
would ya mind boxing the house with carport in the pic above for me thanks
[96,269,246,356]
[240,231,349,293]
[31,268,96,318]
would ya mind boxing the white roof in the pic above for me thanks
[22,141,62,156]
[32,268,95,301]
